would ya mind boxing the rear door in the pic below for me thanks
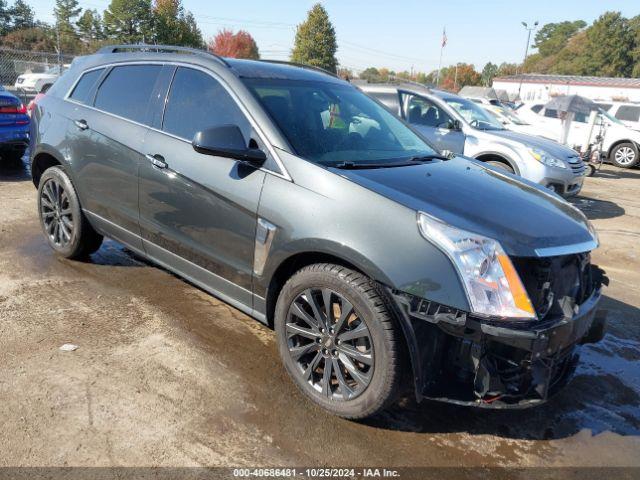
[69,64,163,250]
[138,66,267,307]
[401,93,465,153]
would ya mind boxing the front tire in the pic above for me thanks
[275,263,403,419]
[610,142,639,168]
[485,160,515,173]
[37,166,103,258]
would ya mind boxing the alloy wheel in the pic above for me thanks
[615,146,636,166]
[285,288,374,400]
[40,179,74,248]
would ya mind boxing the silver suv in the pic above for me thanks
[360,83,587,197]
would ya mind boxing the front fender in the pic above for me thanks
[255,155,470,312]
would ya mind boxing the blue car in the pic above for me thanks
[0,86,29,162]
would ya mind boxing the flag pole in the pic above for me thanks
[435,27,446,86]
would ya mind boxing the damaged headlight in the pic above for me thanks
[418,212,536,320]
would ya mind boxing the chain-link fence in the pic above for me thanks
[0,47,75,102]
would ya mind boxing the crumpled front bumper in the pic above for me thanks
[388,284,607,409]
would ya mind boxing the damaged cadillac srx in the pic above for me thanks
[30,45,607,419]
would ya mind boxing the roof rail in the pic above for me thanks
[259,59,339,78]
[97,44,231,68]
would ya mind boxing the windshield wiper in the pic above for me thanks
[332,161,409,169]
[333,154,450,170]
[409,153,453,162]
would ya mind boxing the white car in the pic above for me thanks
[596,102,640,132]
[482,104,558,139]
[14,64,68,94]
[518,102,640,168]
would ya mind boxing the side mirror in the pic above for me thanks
[192,125,266,166]
[449,119,462,131]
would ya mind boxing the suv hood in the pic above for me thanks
[484,129,579,159]
[331,157,595,257]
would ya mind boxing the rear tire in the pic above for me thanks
[610,142,639,168]
[37,166,103,259]
[274,263,403,419]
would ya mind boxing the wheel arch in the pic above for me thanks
[607,139,639,160]
[31,149,65,187]
[264,248,388,329]
[474,151,520,175]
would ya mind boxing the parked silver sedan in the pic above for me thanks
[360,83,587,197]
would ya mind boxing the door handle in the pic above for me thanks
[145,154,168,169]
[74,119,88,130]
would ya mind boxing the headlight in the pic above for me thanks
[528,148,567,169]
[418,212,536,320]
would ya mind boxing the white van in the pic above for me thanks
[518,102,640,168]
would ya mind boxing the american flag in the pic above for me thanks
[442,28,447,48]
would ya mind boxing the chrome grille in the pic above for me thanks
[567,156,586,176]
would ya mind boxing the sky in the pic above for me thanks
[26,0,640,74]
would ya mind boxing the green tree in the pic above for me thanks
[54,0,81,40]
[358,67,381,82]
[533,20,586,57]
[582,11,634,77]
[10,0,35,31]
[481,62,498,86]
[631,15,640,77]
[0,0,11,36]
[496,62,518,77]
[103,0,153,43]
[77,9,103,43]
[153,0,203,48]
[291,3,338,73]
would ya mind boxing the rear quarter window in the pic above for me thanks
[68,68,104,104]
[94,65,162,124]
[615,105,640,122]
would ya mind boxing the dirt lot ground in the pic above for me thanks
[1,158,639,469]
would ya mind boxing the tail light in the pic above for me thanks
[0,103,27,114]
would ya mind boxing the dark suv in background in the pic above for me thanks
[30,45,606,418]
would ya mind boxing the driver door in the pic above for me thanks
[138,66,267,307]
[401,94,465,153]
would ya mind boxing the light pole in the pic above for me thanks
[517,21,538,99]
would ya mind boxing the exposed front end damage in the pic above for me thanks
[390,253,608,408]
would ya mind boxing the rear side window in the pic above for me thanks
[615,105,640,122]
[531,104,543,113]
[69,69,104,104]
[94,65,162,124]
[544,108,558,118]
[162,67,251,141]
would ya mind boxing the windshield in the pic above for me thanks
[599,108,624,126]
[496,106,529,125]
[443,97,505,130]
[244,79,437,166]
